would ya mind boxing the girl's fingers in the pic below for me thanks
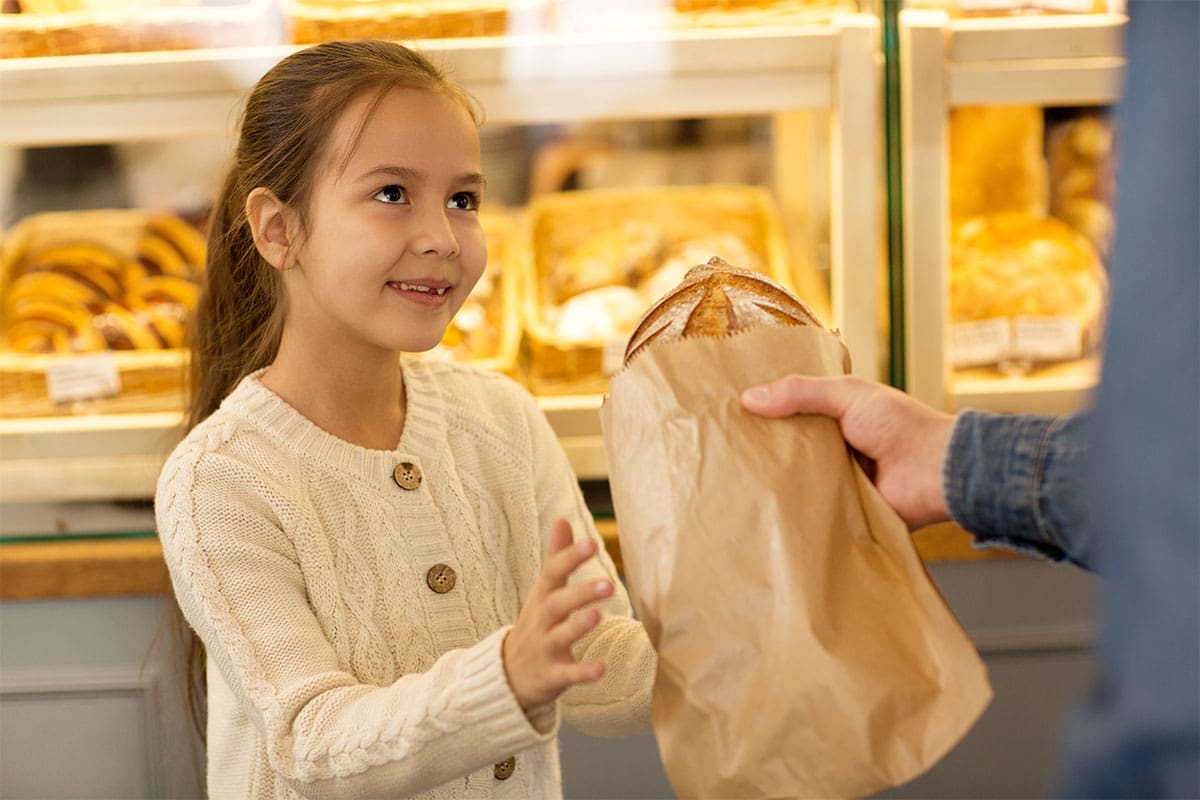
[554,659,606,687]
[538,534,597,591]
[542,579,612,625]
[547,518,573,555]
[547,606,602,652]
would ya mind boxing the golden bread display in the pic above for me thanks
[287,0,550,45]
[1,0,272,58]
[950,212,1107,363]
[2,212,205,354]
[950,106,1048,222]
[0,209,206,416]
[559,0,854,32]
[624,256,822,364]
[522,184,792,393]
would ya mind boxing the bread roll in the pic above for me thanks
[623,256,822,365]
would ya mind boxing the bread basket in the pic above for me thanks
[0,0,275,59]
[420,206,521,378]
[520,183,793,395]
[0,209,201,417]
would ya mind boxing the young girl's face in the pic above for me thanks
[281,87,486,357]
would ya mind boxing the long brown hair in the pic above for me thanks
[177,38,481,738]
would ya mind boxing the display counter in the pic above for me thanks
[0,520,1010,601]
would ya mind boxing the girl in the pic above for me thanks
[155,40,654,799]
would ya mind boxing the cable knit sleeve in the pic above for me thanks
[155,431,553,799]
[518,390,656,737]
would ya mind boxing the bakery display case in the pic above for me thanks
[0,3,885,499]
[898,5,1126,412]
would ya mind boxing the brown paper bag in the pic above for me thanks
[600,324,992,799]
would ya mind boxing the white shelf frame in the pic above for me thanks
[0,18,882,502]
[900,9,1125,413]
[0,396,608,503]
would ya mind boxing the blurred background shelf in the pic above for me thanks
[0,394,609,503]
[900,9,1126,413]
[1,25,849,147]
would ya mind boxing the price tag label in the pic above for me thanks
[1033,0,1096,12]
[601,338,627,377]
[950,318,1011,368]
[1013,316,1083,362]
[45,353,122,404]
[956,0,1026,10]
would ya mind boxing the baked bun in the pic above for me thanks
[624,256,822,365]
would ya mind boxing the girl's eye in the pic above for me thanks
[447,192,480,211]
[374,185,406,204]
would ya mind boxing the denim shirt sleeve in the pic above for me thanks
[943,408,1095,570]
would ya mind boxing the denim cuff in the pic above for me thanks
[943,410,1077,565]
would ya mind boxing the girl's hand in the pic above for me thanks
[741,374,956,530]
[502,518,612,711]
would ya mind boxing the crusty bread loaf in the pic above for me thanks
[623,256,822,364]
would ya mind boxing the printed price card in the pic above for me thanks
[950,318,1011,368]
[45,353,122,404]
[1013,316,1083,362]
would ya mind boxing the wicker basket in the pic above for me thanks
[286,0,552,45]
[0,0,276,59]
[420,206,521,378]
[521,184,793,395]
[0,209,201,418]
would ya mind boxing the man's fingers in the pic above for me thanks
[741,374,860,420]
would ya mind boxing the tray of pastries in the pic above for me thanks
[520,183,793,395]
[1,0,275,58]
[286,0,552,45]
[0,208,205,416]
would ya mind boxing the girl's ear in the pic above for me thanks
[246,188,298,270]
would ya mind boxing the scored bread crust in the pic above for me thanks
[623,256,823,365]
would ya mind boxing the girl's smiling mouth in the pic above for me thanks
[387,280,452,306]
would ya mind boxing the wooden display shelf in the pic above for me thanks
[0,25,847,147]
[0,521,1005,601]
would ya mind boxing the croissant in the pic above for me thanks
[2,213,206,354]
[624,256,823,365]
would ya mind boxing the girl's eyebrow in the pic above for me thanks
[356,165,486,187]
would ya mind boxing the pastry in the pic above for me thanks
[624,255,822,364]
[553,285,646,343]
[549,220,665,303]
[2,211,205,354]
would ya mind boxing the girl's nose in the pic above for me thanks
[411,205,460,258]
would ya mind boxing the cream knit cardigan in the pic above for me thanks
[155,358,655,799]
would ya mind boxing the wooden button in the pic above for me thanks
[493,756,515,780]
[393,462,422,490]
[425,563,456,594]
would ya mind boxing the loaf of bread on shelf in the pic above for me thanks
[623,255,822,364]
[950,105,1047,221]
[950,212,1107,330]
